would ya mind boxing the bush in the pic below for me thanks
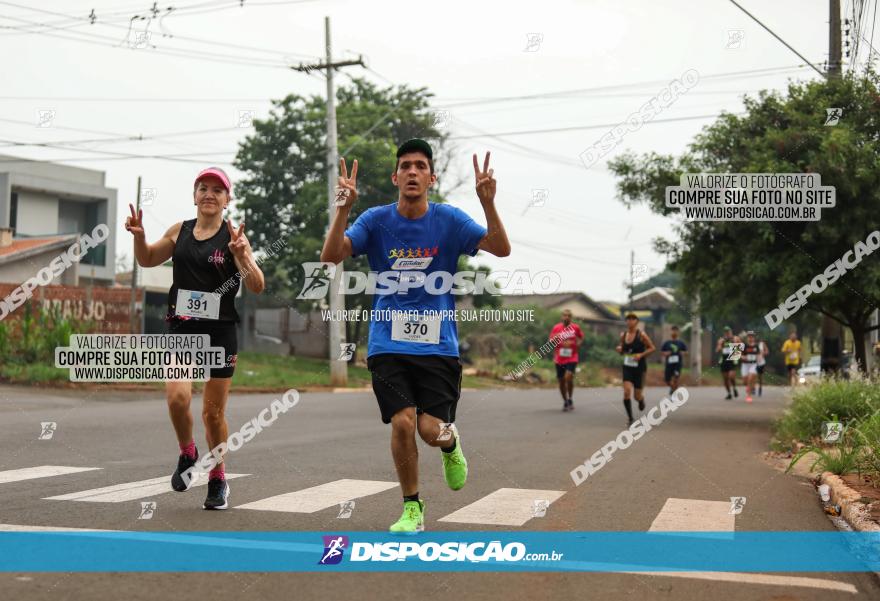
[854,411,880,479]
[0,303,94,374]
[773,376,880,448]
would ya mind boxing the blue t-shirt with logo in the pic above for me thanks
[661,339,688,366]
[345,202,487,358]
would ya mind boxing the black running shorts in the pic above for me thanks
[555,362,576,379]
[367,353,462,424]
[720,360,735,373]
[167,319,238,379]
[664,365,681,383]
[622,365,645,388]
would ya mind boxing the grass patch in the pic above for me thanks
[773,377,880,448]
[0,363,70,384]
[232,352,372,388]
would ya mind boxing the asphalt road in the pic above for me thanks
[1,382,877,601]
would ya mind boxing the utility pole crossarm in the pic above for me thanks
[291,57,365,72]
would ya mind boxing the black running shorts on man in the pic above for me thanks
[556,362,576,379]
[368,354,462,424]
[166,218,241,378]
[621,329,647,389]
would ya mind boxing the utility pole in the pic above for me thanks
[692,290,702,384]
[822,0,844,371]
[829,0,842,78]
[628,250,634,307]
[292,17,365,387]
[129,176,141,334]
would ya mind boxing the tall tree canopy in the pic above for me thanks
[232,78,461,341]
[609,71,880,369]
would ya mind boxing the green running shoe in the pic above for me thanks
[441,434,468,491]
[389,499,425,535]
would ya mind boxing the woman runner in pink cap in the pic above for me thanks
[125,166,265,510]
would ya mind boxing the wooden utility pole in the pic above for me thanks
[291,18,365,386]
[129,176,141,333]
[829,0,842,77]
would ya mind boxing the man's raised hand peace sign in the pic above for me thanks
[335,157,358,208]
[473,151,496,205]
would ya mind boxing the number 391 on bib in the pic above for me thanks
[175,288,220,320]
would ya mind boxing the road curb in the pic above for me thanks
[818,472,880,532]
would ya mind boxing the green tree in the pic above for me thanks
[233,78,460,344]
[609,72,880,370]
[632,267,681,295]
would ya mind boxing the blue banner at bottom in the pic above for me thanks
[0,531,878,572]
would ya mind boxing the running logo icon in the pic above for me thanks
[38,422,57,440]
[726,342,745,362]
[532,499,549,517]
[631,263,649,285]
[729,496,746,515]
[297,262,336,299]
[822,421,843,443]
[725,29,744,49]
[524,32,543,52]
[825,108,842,126]
[319,535,349,565]
[437,423,454,442]
[337,501,355,519]
[338,343,356,361]
[138,501,156,520]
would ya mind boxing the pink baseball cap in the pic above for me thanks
[194,167,231,192]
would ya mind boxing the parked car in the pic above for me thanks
[797,356,822,384]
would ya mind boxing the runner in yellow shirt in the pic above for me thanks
[781,331,802,386]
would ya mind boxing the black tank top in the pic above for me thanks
[167,219,240,322]
[622,329,646,369]
[742,342,760,363]
[719,337,736,364]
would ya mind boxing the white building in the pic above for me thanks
[0,154,117,285]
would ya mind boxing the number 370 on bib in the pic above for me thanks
[391,313,441,344]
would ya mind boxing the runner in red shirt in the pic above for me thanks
[550,309,584,412]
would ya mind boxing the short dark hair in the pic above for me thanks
[396,138,434,174]
[671,325,679,330]
[625,312,638,320]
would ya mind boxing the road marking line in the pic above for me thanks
[644,498,857,593]
[0,466,101,484]
[43,473,248,503]
[438,488,565,526]
[649,498,735,532]
[628,571,857,594]
[238,479,398,513]
[0,524,118,532]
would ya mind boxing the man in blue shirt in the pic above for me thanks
[660,325,688,395]
[321,139,511,534]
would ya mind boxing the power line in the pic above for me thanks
[0,139,236,164]
[0,0,321,59]
[0,4,323,70]
[0,116,242,145]
[447,112,736,140]
[435,65,818,109]
[726,0,825,77]
[0,13,295,68]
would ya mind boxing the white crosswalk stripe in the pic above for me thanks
[0,524,118,532]
[642,498,857,593]
[438,487,565,526]
[238,478,398,513]
[0,465,101,484]
[648,497,735,532]
[43,473,249,503]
